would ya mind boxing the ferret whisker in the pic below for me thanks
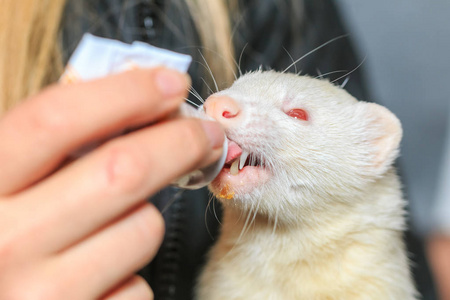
[340,76,350,88]
[271,206,279,236]
[204,194,215,239]
[223,206,255,258]
[315,70,348,80]
[331,55,367,84]
[316,68,322,77]
[283,46,298,74]
[184,98,200,107]
[200,77,215,96]
[228,6,249,78]
[198,50,219,92]
[250,199,261,228]
[177,45,238,81]
[194,60,217,91]
[226,52,240,81]
[189,86,205,103]
[238,43,249,78]
[212,196,222,225]
[187,91,204,106]
[161,189,184,214]
[235,207,244,225]
[242,208,253,236]
[240,207,257,241]
[282,34,349,74]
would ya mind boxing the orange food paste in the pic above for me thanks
[219,184,234,200]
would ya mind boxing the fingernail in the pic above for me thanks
[155,68,190,97]
[201,120,225,149]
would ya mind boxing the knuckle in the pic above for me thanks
[0,227,22,269]
[0,238,16,268]
[0,209,35,270]
[27,90,73,136]
[102,144,148,194]
[4,278,60,300]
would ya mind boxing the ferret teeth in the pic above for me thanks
[239,151,250,170]
[230,159,239,175]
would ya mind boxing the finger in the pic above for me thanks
[11,118,224,254]
[427,235,450,299]
[0,68,190,195]
[53,203,163,300]
[101,276,153,300]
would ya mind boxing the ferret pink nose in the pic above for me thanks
[204,96,241,123]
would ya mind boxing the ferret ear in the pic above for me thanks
[358,102,402,175]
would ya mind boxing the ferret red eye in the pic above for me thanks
[286,109,308,121]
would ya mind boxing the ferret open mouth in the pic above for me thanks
[212,140,270,198]
[224,151,265,175]
[221,140,266,175]
[223,140,265,176]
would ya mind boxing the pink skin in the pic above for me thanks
[0,68,225,299]
[205,96,270,196]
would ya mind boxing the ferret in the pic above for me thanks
[195,71,417,300]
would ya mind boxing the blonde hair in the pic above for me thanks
[185,0,236,89]
[0,0,236,114]
[0,0,66,113]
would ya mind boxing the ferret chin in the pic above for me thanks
[195,71,418,300]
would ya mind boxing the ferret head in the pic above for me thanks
[204,71,402,224]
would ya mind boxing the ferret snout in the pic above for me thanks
[204,96,241,127]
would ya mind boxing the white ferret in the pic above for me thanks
[195,71,417,300]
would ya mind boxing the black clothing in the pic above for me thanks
[61,1,436,299]
[62,0,368,102]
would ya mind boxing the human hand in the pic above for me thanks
[0,68,224,299]
[427,234,450,300]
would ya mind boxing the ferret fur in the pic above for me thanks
[196,71,417,300]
